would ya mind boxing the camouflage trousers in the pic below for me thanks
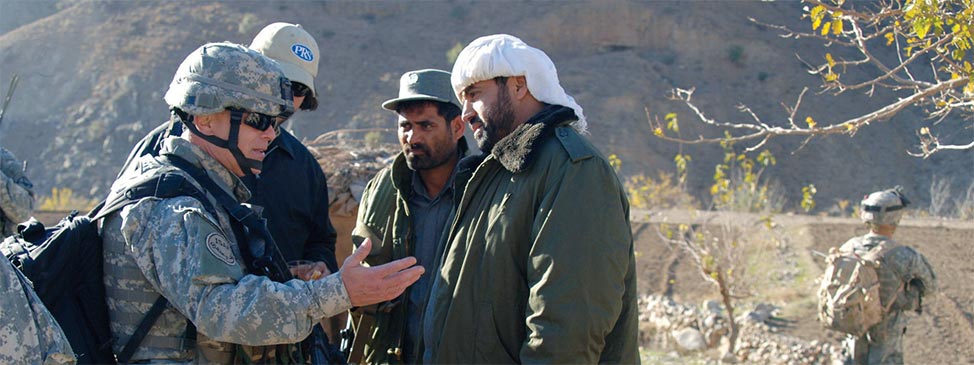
[845,312,907,365]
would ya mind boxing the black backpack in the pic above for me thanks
[1,170,214,364]
[3,153,340,363]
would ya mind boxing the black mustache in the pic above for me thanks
[408,143,428,153]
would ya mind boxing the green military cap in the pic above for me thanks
[381,69,458,111]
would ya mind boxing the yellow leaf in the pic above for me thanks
[654,127,664,136]
[821,22,832,36]
[811,5,825,30]
[825,72,838,82]
[885,32,895,46]
[915,20,931,39]
[810,5,825,18]
[832,18,843,35]
[826,53,835,67]
[806,116,817,129]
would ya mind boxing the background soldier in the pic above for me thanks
[422,34,639,364]
[101,42,423,363]
[0,146,34,236]
[0,256,76,365]
[841,187,937,365]
[349,69,466,363]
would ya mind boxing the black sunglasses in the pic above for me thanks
[291,82,311,98]
[228,108,287,132]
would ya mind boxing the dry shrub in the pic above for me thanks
[626,172,698,210]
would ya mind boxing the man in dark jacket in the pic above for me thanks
[422,34,639,364]
[348,69,467,363]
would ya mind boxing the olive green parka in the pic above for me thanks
[422,105,639,364]
[350,140,469,364]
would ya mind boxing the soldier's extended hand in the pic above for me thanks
[339,238,424,306]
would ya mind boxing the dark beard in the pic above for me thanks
[404,144,432,170]
[476,86,517,153]
[404,143,455,171]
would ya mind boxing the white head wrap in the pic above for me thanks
[451,34,587,133]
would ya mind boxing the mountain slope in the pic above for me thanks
[0,0,970,210]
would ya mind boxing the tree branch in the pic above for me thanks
[658,77,970,151]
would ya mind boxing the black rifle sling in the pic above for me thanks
[162,155,293,283]
[92,170,213,363]
[116,297,169,363]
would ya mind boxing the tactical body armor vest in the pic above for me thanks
[101,156,238,362]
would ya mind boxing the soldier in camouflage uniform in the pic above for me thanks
[841,187,937,365]
[0,252,76,364]
[101,42,423,363]
[0,146,34,236]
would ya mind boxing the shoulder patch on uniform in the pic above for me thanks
[555,126,594,163]
[206,232,236,266]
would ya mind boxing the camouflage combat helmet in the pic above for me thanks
[860,186,910,226]
[164,42,294,175]
[164,42,294,118]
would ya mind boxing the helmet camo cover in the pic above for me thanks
[164,42,294,118]
[860,187,909,226]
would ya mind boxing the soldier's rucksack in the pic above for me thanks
[816,243,897,336]
[1,172,213,364]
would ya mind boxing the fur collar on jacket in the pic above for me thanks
[490,104,577,173]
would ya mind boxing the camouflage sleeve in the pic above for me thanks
[0,148,35,224]
[0,258,76,365]
[909,248,938,296]
[886,245,938,306]
[119,196,351,346]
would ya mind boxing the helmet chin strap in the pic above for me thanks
[181,110,263,176]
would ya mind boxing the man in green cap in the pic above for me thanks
[346,69,468,364]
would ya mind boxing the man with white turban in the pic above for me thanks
[421,34,639,364]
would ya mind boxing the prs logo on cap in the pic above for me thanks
[291,44,314,62]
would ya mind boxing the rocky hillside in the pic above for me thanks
[0,0,971,211]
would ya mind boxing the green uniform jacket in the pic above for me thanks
[352,141,470,364]
[351,154,415,364]
[423,105,639,364]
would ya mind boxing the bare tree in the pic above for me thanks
[657,216,751,359]
[651,0,973,157]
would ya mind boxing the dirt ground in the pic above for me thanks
[32,207,972,364]
[633,209,974,364]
